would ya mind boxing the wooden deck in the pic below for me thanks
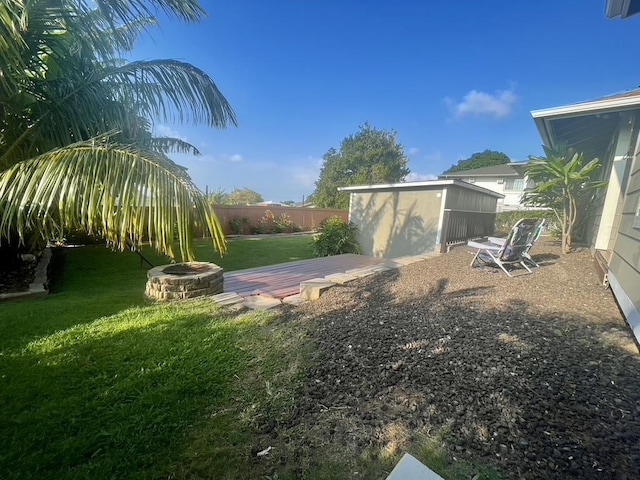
[223,254,390,299]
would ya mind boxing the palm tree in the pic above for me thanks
[0,0,236,260]
[523,146,606,254]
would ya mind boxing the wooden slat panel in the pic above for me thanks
[223,254,389,298]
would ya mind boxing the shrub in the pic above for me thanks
[253,210,302,234]
[495,210,558,237]
[228,216,250,235]
[312,216,361,256]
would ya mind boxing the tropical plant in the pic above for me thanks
[0,0,236,260]
[523,146,606,254]
[312,216,361,256]
[208,188,230,205]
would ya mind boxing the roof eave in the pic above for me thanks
[338,179,504,198]
[531,95,640,119]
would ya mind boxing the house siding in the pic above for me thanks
[609,145,640,341]
[451,176,525,211]
[444,185,501,212]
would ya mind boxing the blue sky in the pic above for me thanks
[132,0,640,202]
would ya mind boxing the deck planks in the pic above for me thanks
[223,254,390,298]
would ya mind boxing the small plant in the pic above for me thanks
[229,216,249,235]
[274,213,302,233]
[312,216,361,256]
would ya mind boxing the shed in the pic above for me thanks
[339,180,503,258]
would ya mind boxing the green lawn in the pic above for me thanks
[0,236,313,479]
[193,233,315,270]
[0,235,501,479]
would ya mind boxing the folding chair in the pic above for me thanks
[486,218,545,268]
[467,218,545,277]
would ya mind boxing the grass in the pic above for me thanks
[1,235,503,479]
[192,233,315,270]
[0,238,310,479]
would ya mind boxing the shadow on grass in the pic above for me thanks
[265,269,640,480]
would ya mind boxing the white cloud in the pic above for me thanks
[446,88,517,118]
[408,147,420,156]
[154,124,188,141]
[229,154,243,162]
[404,172,438,182]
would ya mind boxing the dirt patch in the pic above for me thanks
[268,239,640,479]
[0,259,36,293]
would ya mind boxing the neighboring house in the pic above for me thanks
[339,180,503,258]
[531,88,640,343]
[438,163,530,211]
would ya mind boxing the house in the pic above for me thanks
[531,88,640,343]
[438,163,530,211]
[339,180,503,258]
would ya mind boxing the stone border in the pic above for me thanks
[210,251,440,310]
[0,248,51,302]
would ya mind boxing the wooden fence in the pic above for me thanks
[211,206,348,236]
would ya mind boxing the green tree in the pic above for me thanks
[208,188,229,205]
[226,187,264,205]
[0,0,236,260]
[443,150,511,174]
[523,145,606,254]
[311,123,410,209]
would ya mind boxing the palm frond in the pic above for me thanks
[93,0,206,26]
[146,137,201,155]
[107,59,237,127]
[0,138,226,259]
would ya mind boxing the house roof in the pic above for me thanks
[531,88,640,121]
[438,163,525,178]
[338,179,504,198]
[606,0,640,19]
[531,88,640,161]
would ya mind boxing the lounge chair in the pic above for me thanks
[486,218,545,268]
[467,218,545,277]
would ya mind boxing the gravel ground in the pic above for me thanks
[277,239,640,479]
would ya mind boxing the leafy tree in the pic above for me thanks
[226,187,263,205]
[443,150,511,174]
[523,145,606,254]
[208,188,229,205]
[311,124,409,209]
[0,0,236,260]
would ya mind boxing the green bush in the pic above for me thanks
[312,216,361,256]
[495,210,558,237]
[228,216,250,235]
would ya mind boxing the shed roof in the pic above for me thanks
[438,163,526,178]
[338,179,504,198]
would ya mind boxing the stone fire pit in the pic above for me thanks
[145,262,223,301]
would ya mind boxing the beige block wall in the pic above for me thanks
[349,190,443,258]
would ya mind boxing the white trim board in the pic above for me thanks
[608,270,640,345]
